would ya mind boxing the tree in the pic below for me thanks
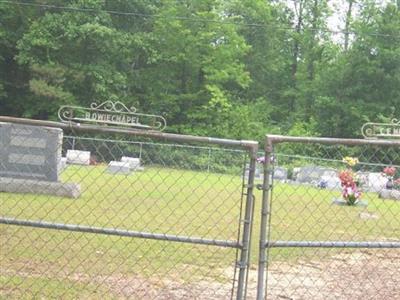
[16,0,134,119]
[314,2,400,137]
[130,0,251,137]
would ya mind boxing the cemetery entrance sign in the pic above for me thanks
[58,100,166,131]
[361,118,400,139]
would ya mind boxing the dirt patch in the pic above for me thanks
[2,250,400,299]
[246,249,400,300]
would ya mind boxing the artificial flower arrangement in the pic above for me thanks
[338,156,362,205]
[382,166,398,190]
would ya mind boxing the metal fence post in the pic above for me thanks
[207,147,211,173]
[256,137,273,300]
[236,143,258,300]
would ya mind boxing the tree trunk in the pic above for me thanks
[307,0,318,81]
[290,0,303,111]
[344,0,354,51]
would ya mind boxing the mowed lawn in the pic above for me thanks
[1,165,399,297]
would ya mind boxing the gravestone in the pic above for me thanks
[292,167,301,181]
[66,150,91,165]
[366,172,387,192]
[107,161,131,174]
[319,170,341,189]
[0,122,80,198]
[273,167,288,180]
[121,156,143,170]
[296,166,335,184]
[0,122,62,181]
[379,189,400,201]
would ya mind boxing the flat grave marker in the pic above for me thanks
[107,161,132,174]
[66,150,91,165]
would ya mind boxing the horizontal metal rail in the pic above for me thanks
[267,240,400,248]
[266,134,400,147]
[0,217,242,249]
[0,116,258,153]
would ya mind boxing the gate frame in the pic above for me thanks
[0,116,258,300]
[257,134,400,300]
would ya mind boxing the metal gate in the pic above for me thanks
[0,116,258,299]
[257,135,400,300]
[3,120,400,299]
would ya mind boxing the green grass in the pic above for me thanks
[1,165,400,297]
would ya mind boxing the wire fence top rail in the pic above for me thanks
[266,134,400,146]
[0,116,258,152]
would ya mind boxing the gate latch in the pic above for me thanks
[256,184,271,191]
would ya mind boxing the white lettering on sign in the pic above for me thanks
[84,112,139,124]
[59,100,166,131]
[361,118,400,139]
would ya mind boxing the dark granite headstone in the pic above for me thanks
[0,122,62,182]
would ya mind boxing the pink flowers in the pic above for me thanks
[338,170,362,205]
[338,157,362,206]
[383,166,396,177]
[383,166,399,190]
[256,156,266,164]
[383,166,396,178]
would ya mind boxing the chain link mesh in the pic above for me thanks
[0,123,255,299]
[261,138,400,300]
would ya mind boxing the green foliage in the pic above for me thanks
[1,0,400,142]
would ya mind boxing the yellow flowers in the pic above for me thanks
[342,156,359,167]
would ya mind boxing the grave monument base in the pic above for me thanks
[379,189,400,201]
[0,177,81,199]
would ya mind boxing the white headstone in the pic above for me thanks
[107,161,131,174]
[367,172,387,192]
[66,150,90,165]
[121,156,141,170]
[319,170,341,189]
[379,189,400,201]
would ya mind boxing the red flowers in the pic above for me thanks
[338,170,354,186]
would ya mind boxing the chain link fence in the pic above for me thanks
[0,119,258,299]
[257,135,400,300]
[2,119,400,299]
